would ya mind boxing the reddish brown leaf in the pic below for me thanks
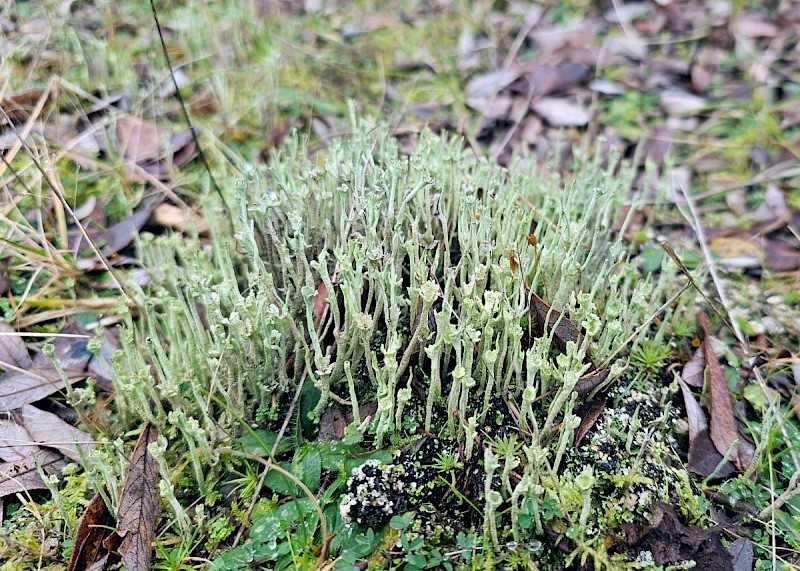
[574,398,607,447]
[575,368,610,396]
[699,314,754,471]
[116,422,161,571]
[0,322,32,370]
[529,291,583,356]
[68,492,116,571]
[312,281,329,327]
[0,449,66,498]
[20,404,95,462]
[678,375,733,479]
[0,257,9,296]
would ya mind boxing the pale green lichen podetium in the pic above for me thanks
[99,106,680,548]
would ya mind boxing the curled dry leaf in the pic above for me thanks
[68,492,117,571]
[699,314,754,471]
[116,422,161,571]
[0,322,32,370]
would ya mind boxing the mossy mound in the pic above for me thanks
[72,115,710,570]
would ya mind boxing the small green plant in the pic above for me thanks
[630,338,672,376]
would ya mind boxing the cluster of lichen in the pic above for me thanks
[78,111,698,568]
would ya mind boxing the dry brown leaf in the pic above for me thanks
[0,419,40,462]
[529,291,583,356]
[20,404,95,462]
[699,314,754,471]
[312,281,329,328]
[32,334,94,371]
[116,422,161,571]
[112,115,196,182]
[574,398,606,447]
[622,502,733,570]
[318,407,347,441]
[678,375,733,479]
[0,322,32,370]
[465,67,525,100]
[0,369,89,411]
[660,90,707,115]
[0,449,65,498]
[0,88,52,121]
[708,235,761,269]
[0,258,9,296]
[68,492,117,571]
[682,346,706,388]
[512,63,589,97]
[531,98,590,127]
[151,203,208,234]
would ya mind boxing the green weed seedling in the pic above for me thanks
[79,111,723,569]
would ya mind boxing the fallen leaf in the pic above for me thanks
[465,67,523,100]
[708,235,761,269]
[68,492,117,571]
[574,398,607,447]
[0,88,52,121]
[529,291,583,356]
[312,281,329,328]
[0,257,8,296]
[753,183,791,226]
[151,203,208,234]
[20,404,95,462]
[0,419,40,462]
[116,422,161,571]
[727,538,754,571]
[32,334,94,371]
[699,314,754,471]
[80,197,163,256]
[678,375,734,479]
[682,346,706,388]
[660,90,707,115]
[111,115,197,182]
[0,369,90,411]
[0,449,66,498]
[0,322,32,370]
[623,502,732,570]
[531,98,590,127]
[764,239,800,271]
[511,63,589,97]
[318,407,347,441]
